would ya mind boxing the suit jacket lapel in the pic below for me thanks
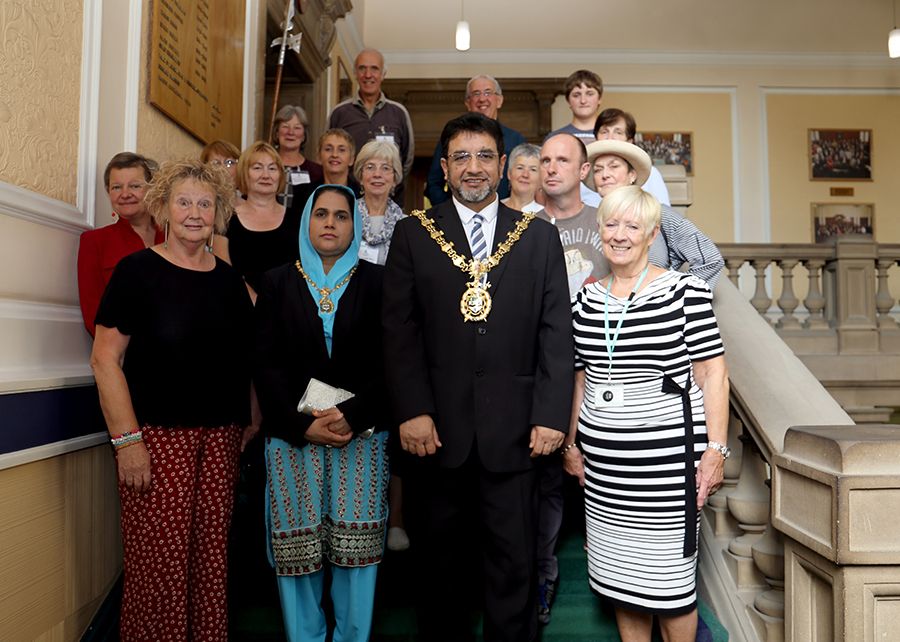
[433,199,474,262]
[485,204,520,294]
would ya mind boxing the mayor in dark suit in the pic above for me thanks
[383,113,574,642]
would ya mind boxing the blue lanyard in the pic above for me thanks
[603,265,650,382]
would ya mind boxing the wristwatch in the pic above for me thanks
[706,440,731,459]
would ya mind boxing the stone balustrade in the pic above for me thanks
[717,239,900,419]
[718,239,900,342]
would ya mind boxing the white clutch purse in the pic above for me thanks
[297,378,355,415]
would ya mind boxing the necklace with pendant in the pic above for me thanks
[409,209,535,322]
[295,260,357,313]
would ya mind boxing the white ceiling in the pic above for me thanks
[358,0,897,55]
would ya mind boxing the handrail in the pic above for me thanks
[712,277,852,459]
[700,276,856,642]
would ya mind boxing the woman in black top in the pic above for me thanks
[224,141,300,301]
[91,159,253,642]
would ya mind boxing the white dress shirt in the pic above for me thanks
[452,195,499,256]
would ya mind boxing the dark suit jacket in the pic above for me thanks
[383,199,574,473]
[254,260,389,449]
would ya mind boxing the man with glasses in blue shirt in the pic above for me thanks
[384,113,573,642]
[424,75,527,206]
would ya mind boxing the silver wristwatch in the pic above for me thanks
[706,440,731,459]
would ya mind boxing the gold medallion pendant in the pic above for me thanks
[295,261,356,315]
[410,210,535,323]
[460,283,492,322]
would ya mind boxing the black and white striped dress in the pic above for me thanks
[572,270,724,615]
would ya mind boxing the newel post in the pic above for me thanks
[773,425,900,641]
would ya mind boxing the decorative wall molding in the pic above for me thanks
[381,48,900,69]
[0,0,104,232]
[0,181,89,234]
[242,0,258,148]
[124,0,143,152]
[0,432,106,472]
[0,298,93,392]
[77,0,103,224]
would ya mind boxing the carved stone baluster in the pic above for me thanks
[725,258,744,286]
[875,259,898,329]
[725,434,768,589]
[802,259,828,329]
[775,260,800,329]
[750,260,773,323]
[751,506,785,642]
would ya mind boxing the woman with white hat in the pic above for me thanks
[584,140,723,287]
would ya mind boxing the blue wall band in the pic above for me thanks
[0,386,105,455]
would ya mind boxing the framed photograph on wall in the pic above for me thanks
[808,129,872,181]
[633,132,693,175]
[811,203,874,244]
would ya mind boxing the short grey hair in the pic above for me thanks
[355,47,386,73]
[466,74,502,97]
[508,143,541,165]
[353,140,402,186]
[271,105,310,148]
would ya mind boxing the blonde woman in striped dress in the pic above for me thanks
[562,185,729,642]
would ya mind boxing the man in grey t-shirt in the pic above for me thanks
[530,132,593,626]
[536,133,602,299]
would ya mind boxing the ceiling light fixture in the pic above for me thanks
[455,0,470,51]
[890,0,900,58]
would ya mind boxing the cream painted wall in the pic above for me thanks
[766,92,900,244]
[361,0,890,55]
[380,59,900,244]
[0,0,83,206]
[595,91,733,243]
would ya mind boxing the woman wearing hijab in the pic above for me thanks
[254,185,390,642]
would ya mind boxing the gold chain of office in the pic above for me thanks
[295,260,357,314]
[409,209,535,322]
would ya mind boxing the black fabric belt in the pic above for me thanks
[661,373,698,558]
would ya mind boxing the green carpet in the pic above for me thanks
[231,529,729,641]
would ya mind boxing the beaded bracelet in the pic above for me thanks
[111,429,143,450]
[559,442,579,456]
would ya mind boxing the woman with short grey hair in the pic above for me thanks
[351,139,405,267]
[272,104,323,195]
[501,142,542,213]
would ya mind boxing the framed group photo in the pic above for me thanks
[811,203,874,244]
[633,131,693,175]
[808,129,872,181]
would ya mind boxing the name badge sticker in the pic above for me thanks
[359,242,380,264]
[290,170,311,185]
[591,383,625,408]
[375,134,395,145]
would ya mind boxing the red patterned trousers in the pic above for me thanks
[118,426,242,642]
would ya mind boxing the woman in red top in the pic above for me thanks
[77,152,163,336]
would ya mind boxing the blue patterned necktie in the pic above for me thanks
[471,213,488,261]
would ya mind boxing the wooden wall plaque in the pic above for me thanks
[149,0,245,145]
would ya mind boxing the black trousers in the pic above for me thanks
[406,447,538,642]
